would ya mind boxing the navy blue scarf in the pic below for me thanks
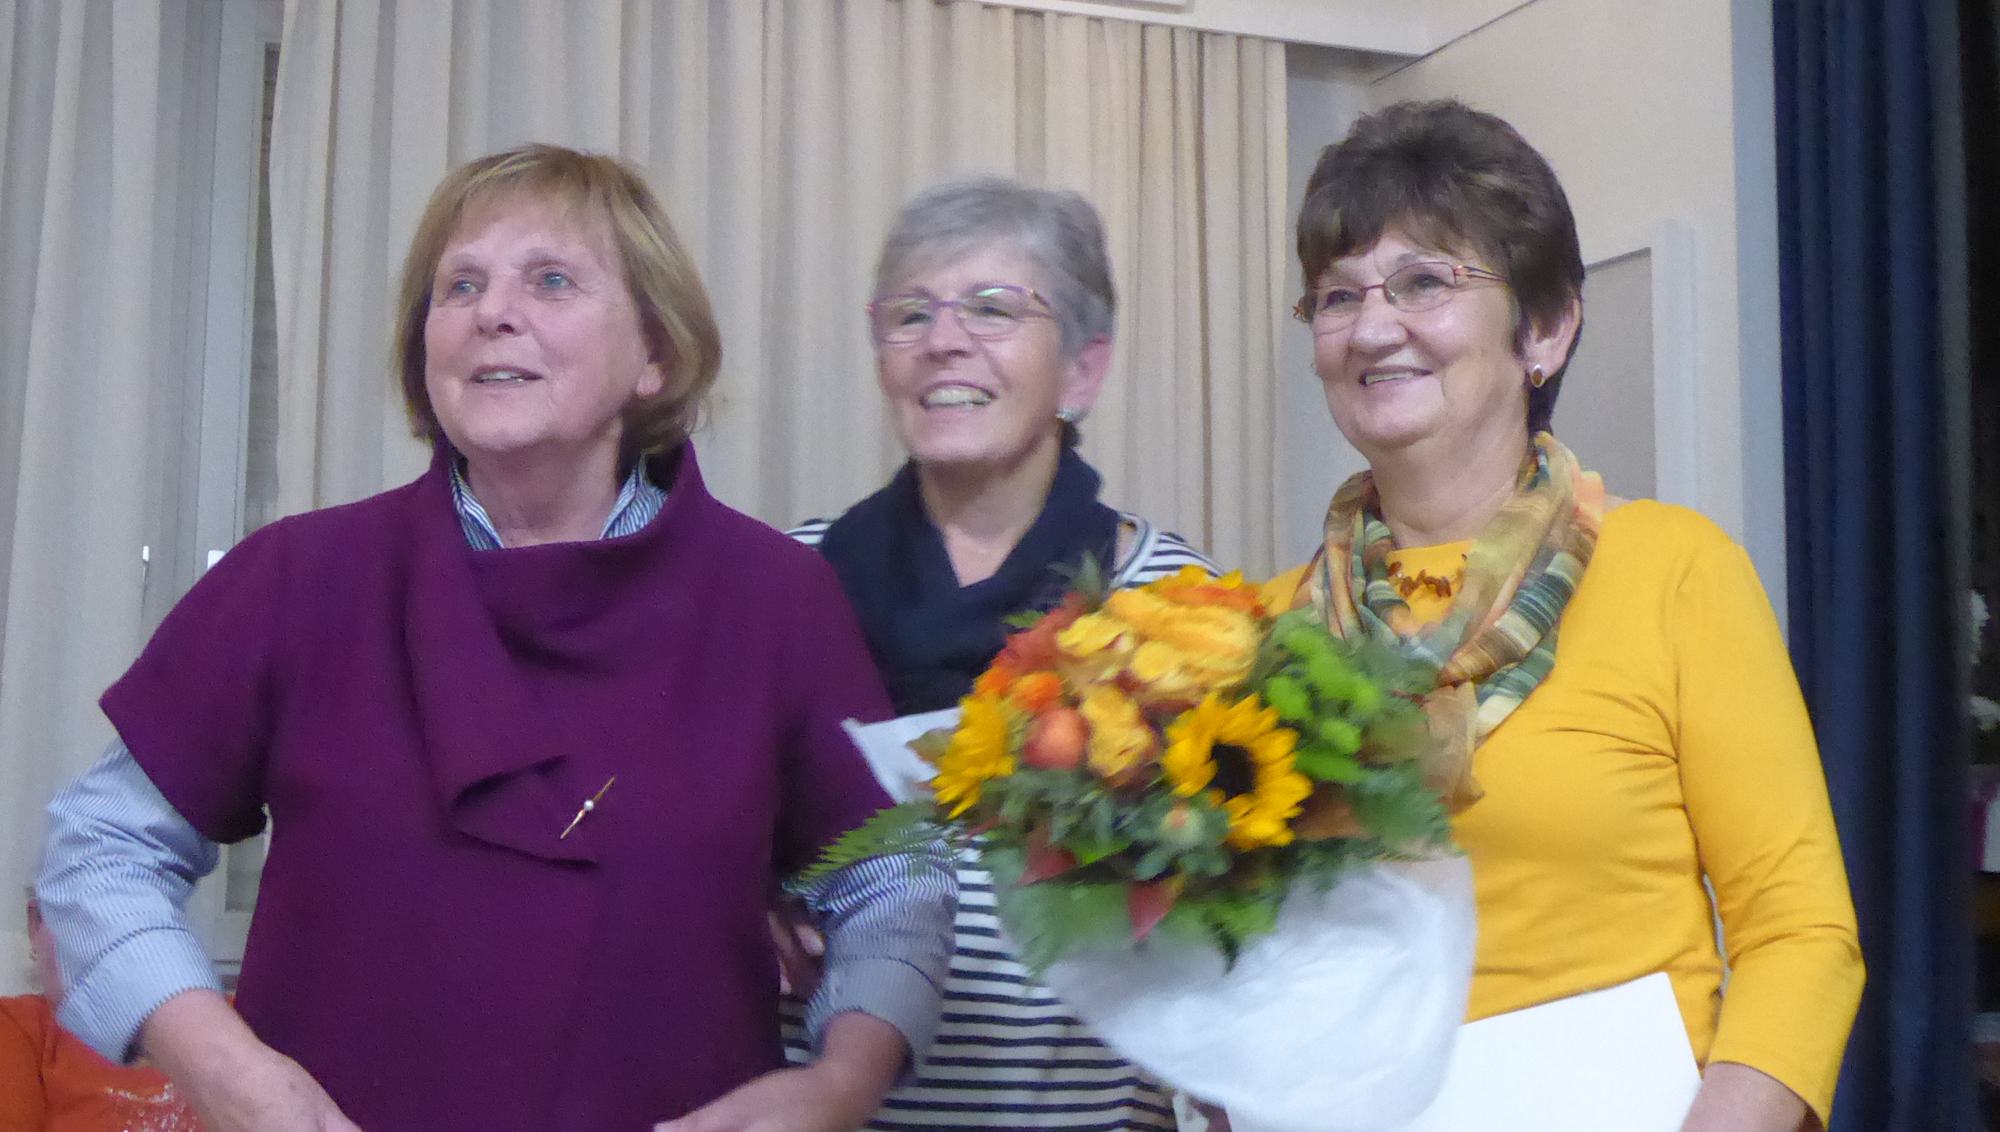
[818,448,1120,714]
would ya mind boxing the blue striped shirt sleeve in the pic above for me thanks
[37,740,223,1061]
[798,844,957,1063]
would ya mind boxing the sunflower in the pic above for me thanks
[1162,693,1311,850]
[930,695,1017,818]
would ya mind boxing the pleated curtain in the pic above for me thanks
[267,0,1289,573]
[1774,0,1976,1125]
[0,0,232,990]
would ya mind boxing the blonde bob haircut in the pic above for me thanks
[393,143,722,459]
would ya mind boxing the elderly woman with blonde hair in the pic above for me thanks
[36,143,954,1132]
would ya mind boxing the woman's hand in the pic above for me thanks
[655,1012,904,1132]
[1678,1061,1811,1132]
[767,898,826,998]
[142,989,362,1132]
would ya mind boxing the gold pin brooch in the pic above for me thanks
[560,776,618,840]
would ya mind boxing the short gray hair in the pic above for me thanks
[874,176,1116,357]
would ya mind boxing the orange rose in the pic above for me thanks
[973,664,1018,700]
[1007,671,1065,714]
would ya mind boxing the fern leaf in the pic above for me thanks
[792,802,946,886]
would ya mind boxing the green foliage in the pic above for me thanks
[1001,554,1110,630]
[1344,633,1443,698]
[1052,553,1111,609]
[791,802,949,886]
[1287,834,1374,880]
[1292,746,1366,783]
[1045,785,1132,865]
[986,845,1133,972]
[1261,673,1312,719]
[1348,759,1451,850]
[1156,879,1286,967]
[1252,612,1435,790]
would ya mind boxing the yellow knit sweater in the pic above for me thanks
[1263,500,1863,1122]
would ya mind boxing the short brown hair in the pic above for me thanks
[1297,100,1584,433]
[394,144,722,458]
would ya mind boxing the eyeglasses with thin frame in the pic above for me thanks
[1293,261,1507,333]
[868,284,1055,345]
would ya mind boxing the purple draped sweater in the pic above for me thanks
[100,445,895,1131]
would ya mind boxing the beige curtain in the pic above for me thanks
[0,0,228,992]
[269,0,1288,572]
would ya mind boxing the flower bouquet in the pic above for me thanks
[812,566,1477,1132]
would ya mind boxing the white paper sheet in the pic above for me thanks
[1395,971,1700,1132]
[841,709,961,802]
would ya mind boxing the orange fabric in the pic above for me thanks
[1265,503,1863,1124]
[0,996,202,1132]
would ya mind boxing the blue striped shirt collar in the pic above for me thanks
[448,459,666,550]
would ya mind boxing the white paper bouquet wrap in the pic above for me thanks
[1029,856,1476,1132]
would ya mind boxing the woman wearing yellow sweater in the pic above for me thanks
[1261,101,1863,1131]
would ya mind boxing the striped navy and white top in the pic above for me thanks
[787,511,1219,1132]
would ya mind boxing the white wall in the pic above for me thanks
[1274,45,1374,570]
[1362,0,1787,599]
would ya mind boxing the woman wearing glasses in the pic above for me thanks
[785,177,1213,1130]
[1253,100,1863,1131]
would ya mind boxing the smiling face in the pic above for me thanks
[874,242,1106,473]
[1310,229,1558,466]
[422,195,664,475]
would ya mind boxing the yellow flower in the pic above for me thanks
[1101,589,1260,686]
[1129,640,1200,695]
[1079,685,1152,778]
[1162,693,1311,850]
[1153,564,1251,594]
[1057,611,1133,660]
[930,696,1016,818]
[1153,564,1220,590]
[1129,638,1255,703]
[1152,566,1267,612]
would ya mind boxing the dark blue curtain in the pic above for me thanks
[1775,0,1975,1128]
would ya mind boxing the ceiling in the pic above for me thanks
[967,0,1538,57]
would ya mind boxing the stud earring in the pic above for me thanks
[1528,365,1549,388]
[1056,406,1088,424]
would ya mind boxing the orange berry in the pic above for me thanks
[1023,707,1089,771]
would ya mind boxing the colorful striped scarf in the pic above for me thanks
[1302,432,1605,810]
